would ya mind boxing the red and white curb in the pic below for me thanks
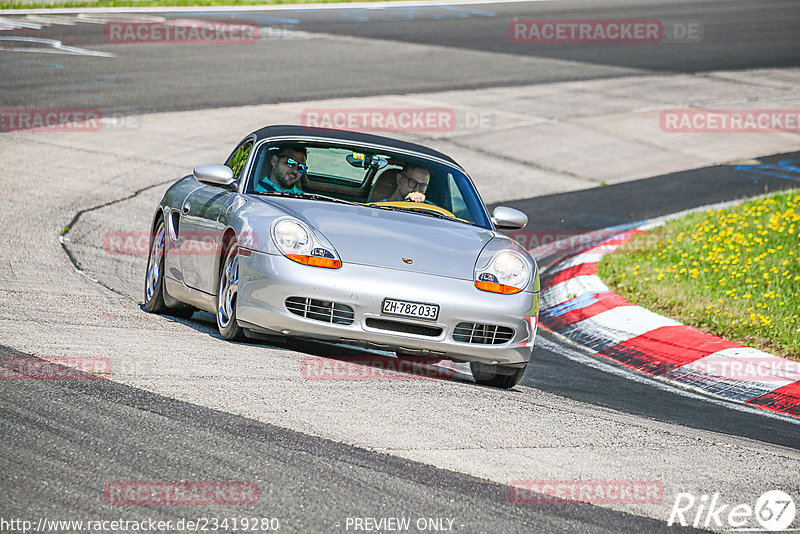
[537,229,800,419]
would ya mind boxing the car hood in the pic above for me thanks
[257,197,495,280]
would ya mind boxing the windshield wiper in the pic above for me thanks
[255,191,358,206]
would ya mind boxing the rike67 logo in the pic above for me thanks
[668,490,796,531]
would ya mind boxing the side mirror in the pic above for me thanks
[193,165,235,189]
[492,206,527,230]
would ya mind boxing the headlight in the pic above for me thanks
[474,251,529,294]
[271,218,341,269]
[273,220,311,255]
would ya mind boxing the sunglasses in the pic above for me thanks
[402,174,428,192]
[280,156,308,174]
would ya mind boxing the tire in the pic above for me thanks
[216,244,244,341]
[144,217,195,318]
[144,218,168,314]
[470,361,527,389]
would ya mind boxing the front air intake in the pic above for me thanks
[453,323,514,345]
[285,297,354,325]
[364,318,443,337]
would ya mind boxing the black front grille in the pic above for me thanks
[453,323,514,345]
[285,297,354,325]
[365,318,443,337]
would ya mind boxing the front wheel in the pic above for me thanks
[144,219,168,313]
[217,245,244,341]
[470,361,527,389]
[144,217,195,318]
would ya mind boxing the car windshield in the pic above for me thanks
[245,141,492,229]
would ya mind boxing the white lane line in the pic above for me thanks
[23,14,77,25]
[536,335,800,425]
[75,13,166,23]
[258,26,318,39]
[0,17,42,30]
[0,36,115,57]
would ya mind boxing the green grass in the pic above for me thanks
[598,190,800,361]
[2,0,393,9]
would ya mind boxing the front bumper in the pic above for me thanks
[236,251,539,365]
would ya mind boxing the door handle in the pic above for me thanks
[182,201,191,214]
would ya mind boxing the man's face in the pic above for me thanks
[270,149,307,189]
[396,167,430,198]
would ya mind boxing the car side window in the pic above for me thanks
[447,173,469,219]
[225,139,254,182]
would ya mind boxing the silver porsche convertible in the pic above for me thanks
[144,125,540,388]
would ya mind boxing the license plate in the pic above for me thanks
[381,299,439,321]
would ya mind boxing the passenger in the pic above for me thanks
[255,146,307,193]
[384,165,430,203]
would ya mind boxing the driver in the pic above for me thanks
[255,146,307,193]
[384,165,430,203]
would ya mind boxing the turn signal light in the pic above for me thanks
[474,280,522,295]
[286,254,342,269]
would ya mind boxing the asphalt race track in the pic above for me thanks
[2,1,800,532]
[1,0,799,113]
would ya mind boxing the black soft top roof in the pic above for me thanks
[251,125,457,165]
